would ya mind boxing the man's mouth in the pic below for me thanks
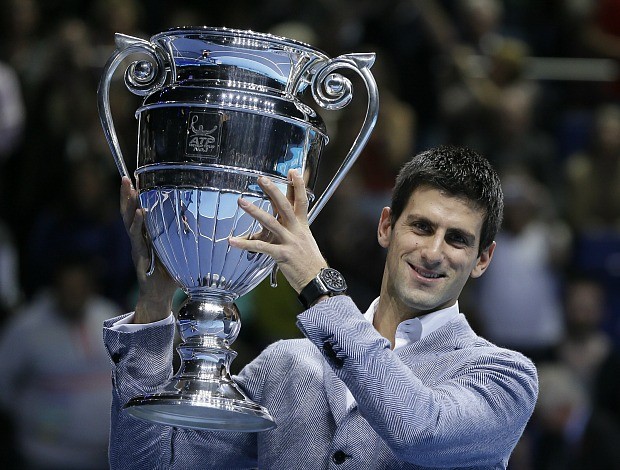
[410,264,444,279]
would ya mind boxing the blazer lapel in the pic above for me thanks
[320,315,480,424]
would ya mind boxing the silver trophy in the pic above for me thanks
[98,26,378,432]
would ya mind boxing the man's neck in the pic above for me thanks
[373,296,420,349]
[373,310,397,348]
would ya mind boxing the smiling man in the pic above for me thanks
[105,145,538,469]
[373,183,494,345]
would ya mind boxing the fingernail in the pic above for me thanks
[238,198,249,207]
[259,176,270,185]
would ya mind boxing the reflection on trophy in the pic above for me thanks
[97,27,378,432]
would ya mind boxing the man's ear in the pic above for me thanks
[378,207,392,249]
[471,241,496,278]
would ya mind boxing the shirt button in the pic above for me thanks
[332,450,348,464]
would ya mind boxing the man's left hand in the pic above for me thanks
[228,169,327,294]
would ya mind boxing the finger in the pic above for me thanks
[249,226,275,243]
[286,172,295,206]
[257,176,295,224]
[228,235,276,257]
[289,169,309,219]
[128,208,149,257]
[238,198,286,239]
[120,177,138,231]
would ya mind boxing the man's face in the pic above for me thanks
[378,185,495,317]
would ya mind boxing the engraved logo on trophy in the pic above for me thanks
[186,112,222,159]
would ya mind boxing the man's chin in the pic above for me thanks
[401,294,443,316]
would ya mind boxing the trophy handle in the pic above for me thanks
[97,33,167,276]
[307,53,379,224]
[97,33,167,179]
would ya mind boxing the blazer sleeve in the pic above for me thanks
[296,296,538,467]
[103,314,259,470]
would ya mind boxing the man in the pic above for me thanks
[105,145,538,469]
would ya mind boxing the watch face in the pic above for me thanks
[320,268,347,293]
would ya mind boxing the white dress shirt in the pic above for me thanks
[111,311,174,332]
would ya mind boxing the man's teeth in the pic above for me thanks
[415,267,440,278]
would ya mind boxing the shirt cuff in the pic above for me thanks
[110,312,175,332]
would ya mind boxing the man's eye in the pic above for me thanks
[449,234,467,246]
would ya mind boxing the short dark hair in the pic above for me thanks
[390,145,504,253]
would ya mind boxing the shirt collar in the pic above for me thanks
[363,297,460,350]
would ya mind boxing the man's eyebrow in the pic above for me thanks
[403,215,436,231]
[404,214,431,225]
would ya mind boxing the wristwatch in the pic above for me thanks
[298,267,347,309]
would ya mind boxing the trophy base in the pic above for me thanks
[123,296,277,432]
[124,392,276,432]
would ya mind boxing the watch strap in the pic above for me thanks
[298,275,327,310]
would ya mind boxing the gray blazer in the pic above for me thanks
[104,296,538,469]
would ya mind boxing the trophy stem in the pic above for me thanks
[124,293,276,432]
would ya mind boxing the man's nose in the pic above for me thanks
[420,235,444,265]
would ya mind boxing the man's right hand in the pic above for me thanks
[121,177,177,323]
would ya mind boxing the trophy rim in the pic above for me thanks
[151,25,329,59]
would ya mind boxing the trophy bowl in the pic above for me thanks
[98,26,378,431]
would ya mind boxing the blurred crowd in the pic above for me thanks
[1,0,620,468]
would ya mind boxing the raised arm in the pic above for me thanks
[119,176,177,323]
